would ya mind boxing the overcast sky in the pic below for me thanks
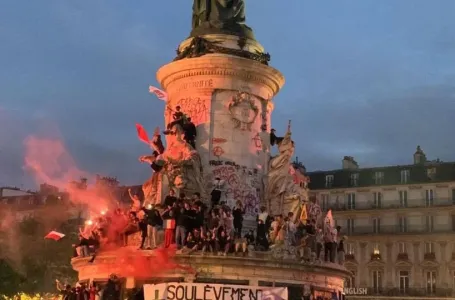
[1,0,454,188]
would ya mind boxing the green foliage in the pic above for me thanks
[0,207,80,297]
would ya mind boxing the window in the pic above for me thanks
[372,270,382,293]
[373,192,382,208]
[398,242,406,253]
[399,271,409,293]
[325,175,334,188]
[350,173,359,186]
[426,271,436,294]
[425,216,434,232]
[347,193,356,209]
[401,169,410,184]
[425,189,434,207]
[399,191,408,207]
[346,243,355,255]
[347,218,355,234]
[373,218,381,233]
[345,271,356,288]
[321,194,329,211]
[374,171,384,185]
[424,242,434,254]
[426,167,436,179]
[398,216,408,233]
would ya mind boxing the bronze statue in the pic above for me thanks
[191,0,254,39]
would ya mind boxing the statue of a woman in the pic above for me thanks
[191,0,254,39]
[265,122,304,218]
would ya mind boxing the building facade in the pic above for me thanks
[307,147,455,299]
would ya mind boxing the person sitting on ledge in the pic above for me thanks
[201,230,215,254]
[164,105,187,135]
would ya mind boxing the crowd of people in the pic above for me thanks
[55,274,120,300]
[73,187,346,265]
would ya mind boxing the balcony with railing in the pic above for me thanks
[346,224,455,236]
[329,197,454,212]
[397,253,409,260]
[424,252,436,260]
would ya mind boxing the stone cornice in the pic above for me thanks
[156,55,285,98]
[72,250,351,282]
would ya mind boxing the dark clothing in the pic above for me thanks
[306,224,316,235]
[194,210,205,229]
[151,162,164,172]
[164,195,177,208]
[176,209,191,227]
[232,207,244,226]
[103,280,120,300]
[142,208,162,227]
[210,189,222,206]
[245,233,255,245]
[324,242,333,262]
[183,122,197,148]
[270,132,283,146]
[338,239,344,252]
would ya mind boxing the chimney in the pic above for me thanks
[413,145,427,165]
[342,156,359,170]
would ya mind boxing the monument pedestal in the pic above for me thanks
[157,35,284,216]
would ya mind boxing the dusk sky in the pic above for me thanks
[1,0,454,188]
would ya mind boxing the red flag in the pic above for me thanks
[136,123,150,144]
[45,231,65,241]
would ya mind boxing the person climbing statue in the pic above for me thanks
[164,106,187,135]
[183,117,197,149]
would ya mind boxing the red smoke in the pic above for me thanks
[23,136,110,213]
[23,135,194,278]
[115,246,195,279]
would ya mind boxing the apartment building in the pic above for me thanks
[307,147,455,299]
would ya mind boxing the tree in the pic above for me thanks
[0,204,79,297]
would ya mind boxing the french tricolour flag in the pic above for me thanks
[45,231,65,241]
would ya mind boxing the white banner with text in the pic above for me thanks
[144,282,288,300]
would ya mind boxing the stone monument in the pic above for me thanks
[72,3,350,299]
[149,0,283,218]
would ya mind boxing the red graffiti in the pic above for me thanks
[212,146,224,157]
[176,97,208,126]
[252,133,262,149]
[212,137,227,144]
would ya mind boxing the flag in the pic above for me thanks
[300,203,308,224]
[324,210,334,228]
[135,123,150,144]
[45,231,65,241]
[149,86,168,101]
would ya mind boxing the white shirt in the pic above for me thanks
[258,212,269,223]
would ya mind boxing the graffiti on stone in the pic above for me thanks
[212,146,224,158]
[208,160,260,215]
[174,97,209,125]
[252,132,262,150]
[212,137,227,144]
